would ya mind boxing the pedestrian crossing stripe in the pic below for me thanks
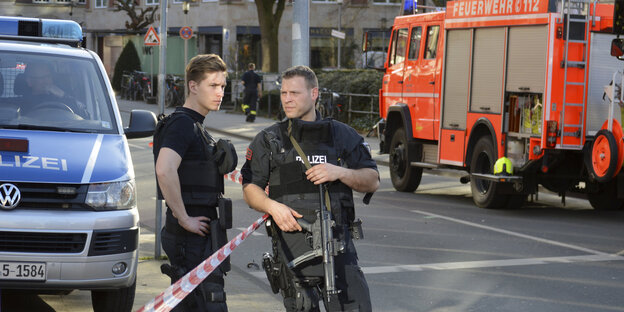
[144,26,160,46]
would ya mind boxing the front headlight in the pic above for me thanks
[85,180,136,210]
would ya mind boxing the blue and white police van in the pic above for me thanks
[0,17,156,311]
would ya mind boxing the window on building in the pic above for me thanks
[32,0,86,2]
[389,27,408,65]
[309,27,353,68]
[424,25,439,59]
[373,0,401,5]
[172,0,184,3]
[95,0,107,8]
[407,26,421,60]
[146,0,159,5]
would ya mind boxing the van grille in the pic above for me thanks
[0,182,89,210]
[88,229,138,256]
[0,231,86,253]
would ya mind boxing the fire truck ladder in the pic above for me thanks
[560,0,591,149]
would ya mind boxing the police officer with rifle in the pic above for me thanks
[153,54,237,312]
[241,65,379,312]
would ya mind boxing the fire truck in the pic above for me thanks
[369,0,624,209]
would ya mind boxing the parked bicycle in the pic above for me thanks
[317,87,342,119]
[165,74,185,107]
[120,71,133,100]
[123,70,151,101]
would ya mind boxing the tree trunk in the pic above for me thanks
[255,0,285,73]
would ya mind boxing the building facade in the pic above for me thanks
[3,0,400,77]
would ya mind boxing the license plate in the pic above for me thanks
[0,262,46,281]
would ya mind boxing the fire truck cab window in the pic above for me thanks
[390,28,409,65]
[408,26,422,60]
[424,25,440,59]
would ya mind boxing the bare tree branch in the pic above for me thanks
[114,0,159,31]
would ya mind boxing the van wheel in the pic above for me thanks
[470,137,510,209]
[389,128,423,192]
[588,180,624,210]
[91,278,136,312]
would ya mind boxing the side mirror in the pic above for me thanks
[124,109,157,139]
[611,38,624,59]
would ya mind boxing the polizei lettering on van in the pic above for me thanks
[296,155,328,165]
[0,155,68,171]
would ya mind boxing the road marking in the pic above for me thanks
[361,254,624,274]
[410,210,610,255]
[237,227,264,236]
[368,280,624,311]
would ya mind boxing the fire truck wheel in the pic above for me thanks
[590,129,619,183]
[587,180,624,210]
[389,128,423,192]
[470,136,510,209]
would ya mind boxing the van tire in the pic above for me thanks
[470,137,510,209]
[91,277,136,312]
[389,128,423,192]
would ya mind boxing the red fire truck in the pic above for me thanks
[370,0,624,209]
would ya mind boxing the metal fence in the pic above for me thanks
[339,92,379,124]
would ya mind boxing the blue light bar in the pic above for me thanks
[0,16,83,44]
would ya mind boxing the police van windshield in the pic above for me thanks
[0,51,117,133]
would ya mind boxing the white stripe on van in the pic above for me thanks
[81,134,104,183]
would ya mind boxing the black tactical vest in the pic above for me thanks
[153,111,223,207]
[266,118,356,277]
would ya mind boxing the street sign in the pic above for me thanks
[180,26,193,40]
[144,26,160,46]
[331,29,345,40]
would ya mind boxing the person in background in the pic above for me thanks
[240,62,262,123]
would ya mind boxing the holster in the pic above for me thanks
[217,197,232,229]
[209,219,230,273]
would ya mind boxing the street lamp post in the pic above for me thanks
[183,0,191,68]
[337,0,342,68]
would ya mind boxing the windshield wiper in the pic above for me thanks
[1,124,88,133]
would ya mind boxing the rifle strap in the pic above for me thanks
[288,119,332,212]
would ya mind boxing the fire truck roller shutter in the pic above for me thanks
[471,27,505,114]
[442,29,471,129]
[506,25,548,94]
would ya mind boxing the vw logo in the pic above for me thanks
[0,183,21,210]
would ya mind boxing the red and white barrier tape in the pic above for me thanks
[224,169,243,185]
[137,213,269,312]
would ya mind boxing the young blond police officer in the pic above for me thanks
[153,54,235,312]
[241,65,379,312]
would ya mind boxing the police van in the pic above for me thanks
[0,17,156,311]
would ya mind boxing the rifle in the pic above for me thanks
[287,183,345,300]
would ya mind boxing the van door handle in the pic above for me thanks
[429,81,435,85]
[398,81,403,84]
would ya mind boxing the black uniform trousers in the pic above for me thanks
[161,210,227,312]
